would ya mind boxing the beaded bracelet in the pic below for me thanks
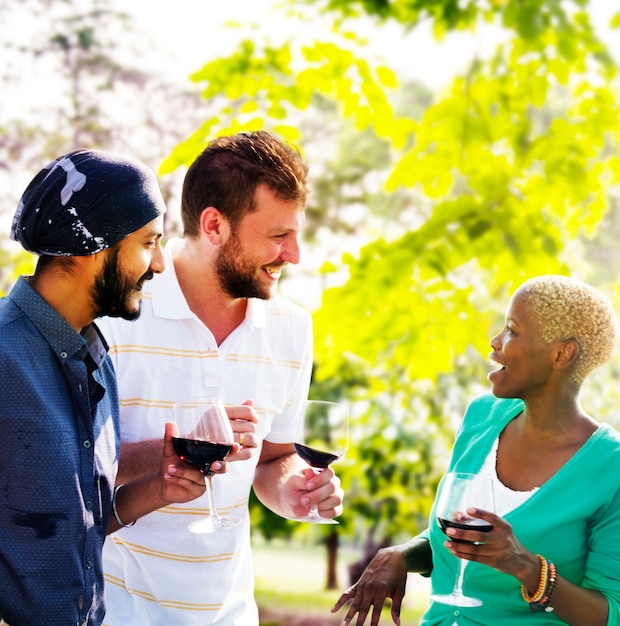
[112,484,137,528]
[530,560,557,613]
[521,554,548,605]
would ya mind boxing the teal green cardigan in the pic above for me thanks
[419,393,620,625]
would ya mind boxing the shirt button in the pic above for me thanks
[60,351,68,359]
[86,560,93,569]
[85,500,92,510]
[83,440,92,449]
[453,610,460,616]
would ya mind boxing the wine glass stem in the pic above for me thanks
[205,473,221,522]
[454,559,467,597]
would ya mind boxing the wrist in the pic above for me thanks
[397,537,432,575]
[516,552,542,592]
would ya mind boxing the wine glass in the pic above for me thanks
[431,471,494,607]
[172,396,242,534]
[293,400,349,524]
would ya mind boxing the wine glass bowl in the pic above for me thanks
[431,472,494,607]
[173,396,241,534]
[293,400,349,524]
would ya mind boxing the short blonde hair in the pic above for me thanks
[517,275,618,385]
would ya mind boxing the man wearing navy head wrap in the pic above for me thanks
[0,150,207,626]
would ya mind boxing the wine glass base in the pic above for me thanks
[430,592,483,607]
[188,516,242,534]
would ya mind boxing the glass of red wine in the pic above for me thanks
[293,400,349,524]
[172,396,241,534]
[431,471,494,607]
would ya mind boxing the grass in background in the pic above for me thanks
[253,537,428,625]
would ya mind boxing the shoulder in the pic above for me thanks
[0,294,22,329]
[592,422,620,452]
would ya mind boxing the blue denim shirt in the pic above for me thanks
[0,277,120,626]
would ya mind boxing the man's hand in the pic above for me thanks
[284,465,344,521]
[224,399,259,462]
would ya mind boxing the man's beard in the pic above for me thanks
[92,248,153,320]
[215,233,277,300]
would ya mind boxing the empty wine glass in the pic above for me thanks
[431,471,494,607]
[173,396,241,534]
[293,400,349,524]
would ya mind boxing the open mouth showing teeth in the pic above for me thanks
[265,267,281,278]
[489,357,505,371]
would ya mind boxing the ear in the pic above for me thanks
[551,339,580,371]
[199,206,230,244]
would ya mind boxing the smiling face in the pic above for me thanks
[487,289,559,400]
[214,184,304,300]
[92,215,164,320]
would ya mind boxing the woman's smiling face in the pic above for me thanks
[487,289,557,400]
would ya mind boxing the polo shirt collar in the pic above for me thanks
[150,239,267,330]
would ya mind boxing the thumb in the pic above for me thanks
[164,421,178,457]
[242,398,255,407]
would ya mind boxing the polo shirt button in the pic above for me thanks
[86,560,93,569]
[453,610,460,617]
[85,500,92,510]
[60,351,68,359]
[83,440,91,448]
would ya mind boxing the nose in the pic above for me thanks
[489,330,501,350]
[150,243,165,274]
[281,235,301,265]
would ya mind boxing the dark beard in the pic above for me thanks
[215,233,273,300]
[92,248,152,320]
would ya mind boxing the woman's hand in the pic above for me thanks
[442,508,539,586]
[331,546,408,626]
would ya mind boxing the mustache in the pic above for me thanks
[136,270,154,290]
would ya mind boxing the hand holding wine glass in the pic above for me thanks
[293,400,349,524]
[173,396,242,534]
[431,471,494,607]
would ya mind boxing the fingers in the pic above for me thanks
[226,401,258,453]
[225,401,259,424]
[303,468,343,517]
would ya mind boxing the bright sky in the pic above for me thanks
[121,0,618,90]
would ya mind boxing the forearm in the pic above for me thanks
[117,439,161,483]
[106,472,168,534]
[516,555,608,626]
[253,450,302,517]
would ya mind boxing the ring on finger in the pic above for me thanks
[239,432,245,446]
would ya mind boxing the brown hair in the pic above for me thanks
[180,131,309,237]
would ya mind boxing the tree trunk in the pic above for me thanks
[325,528,339,590]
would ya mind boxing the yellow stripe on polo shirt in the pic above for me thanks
[103,573,223,612]
[109,344,216,359]
[110,537,234,564]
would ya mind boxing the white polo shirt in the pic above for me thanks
[99,240,313,625]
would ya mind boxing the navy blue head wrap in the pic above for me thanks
[11,149,166,256]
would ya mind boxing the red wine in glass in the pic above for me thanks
[438,516,493,544]
[293,443,341,468]
[173,438,232,473]
[293,400,349,524]
[431,472,494,606]
[173,396,241,534]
